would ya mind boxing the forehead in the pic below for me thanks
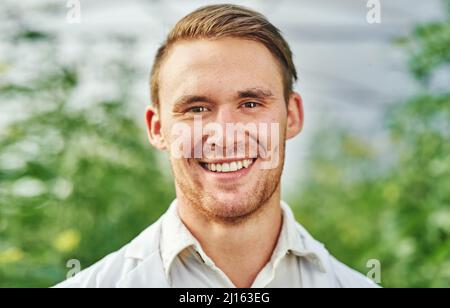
[158,38,284,106]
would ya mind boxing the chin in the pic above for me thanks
[202,191,261,221]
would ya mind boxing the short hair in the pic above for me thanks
[150,4,298,108]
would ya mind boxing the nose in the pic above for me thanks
[214,105,238,126]
[204,106,245,157]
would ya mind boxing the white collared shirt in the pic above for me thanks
[55,200,379,288]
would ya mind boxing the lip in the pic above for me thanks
[195,158,257,181]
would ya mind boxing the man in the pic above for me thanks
[56,4,378,288]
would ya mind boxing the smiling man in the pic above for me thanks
[56,4,378,288]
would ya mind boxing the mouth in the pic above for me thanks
[195,158,258,180]
[199,158,256,172]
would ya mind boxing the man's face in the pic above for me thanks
[152,38,301,223]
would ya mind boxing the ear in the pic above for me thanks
[285,92,304,140]
[145,106,167,151]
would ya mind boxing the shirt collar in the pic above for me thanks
[160,199,327,279]
[279,201,327,272]
[160,200,208,278]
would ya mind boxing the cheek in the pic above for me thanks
[162,121,195,158]
[260,110,287,137]
[260,103,287,123]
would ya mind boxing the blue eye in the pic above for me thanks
[188,106,209,113]
[242,102,259,108]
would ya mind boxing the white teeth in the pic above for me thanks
[204,159,254,173]
[222,163,230,172]
[237,161,243,170]
[229,162,237,172]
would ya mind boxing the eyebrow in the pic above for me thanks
[236,88,275,100]
[173,95,214,111]
[172,87,275,110]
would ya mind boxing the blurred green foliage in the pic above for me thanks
[0,2,449,288]
[0,97,174,287]
[289,2,450,288]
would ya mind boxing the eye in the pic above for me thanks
[188,106,209,113]
[241,102,260,109]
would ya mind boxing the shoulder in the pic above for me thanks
[54,216,166,288]
[328,256,381,288]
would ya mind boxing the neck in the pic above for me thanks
[176,188,283,288]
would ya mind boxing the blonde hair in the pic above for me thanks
[150,4,297,108]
